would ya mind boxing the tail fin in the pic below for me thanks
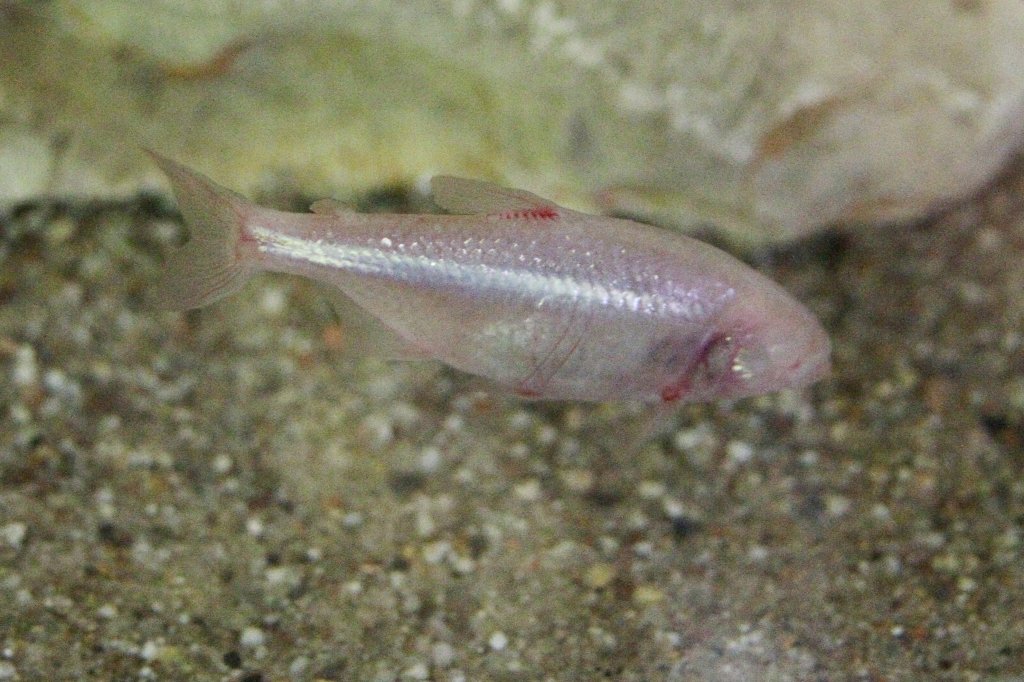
[147,151,256,310]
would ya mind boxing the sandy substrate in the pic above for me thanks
[0,159,1022,680]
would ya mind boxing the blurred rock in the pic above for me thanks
[2,0,1023,244]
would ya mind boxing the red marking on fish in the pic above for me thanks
[499,207,559,221]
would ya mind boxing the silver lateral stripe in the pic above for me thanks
[250,225,721,320]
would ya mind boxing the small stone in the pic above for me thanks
[402,662,429,680]
[747,545,769,562]
[957,576,978,593]
[418,446,442,473]
[12,345,38,387]
[799,450,819,466]
[451,555,476,575]
[637,480,666,499]
[422,540,451,564]
[513,479,542,502]
[932,552,960,573]
[535,424,558,446]
[673,424,717,451]
[360,413,394,448]
[342,512,364,528]
[240,626,265,648]
[0,662,17,680]
[0,522,27,549]
[289,656,310,677]
[265,566,301,588]
[432,642,456,667]
[211,454,233,474]
[442,414,465,433]
[662,498,685,519]
[725,440,754,466]
[559,468,593,492]
[507,411,533,431]
[825,494,851,518]
[488,631,508,651]
[633,585,665,605]
[870,503,892,523]
[584,563,616,589]
[259,287,287,316]
[139,640,161,661]
[245,517,265,538]
[45,216,76,245]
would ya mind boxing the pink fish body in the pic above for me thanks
[150,153,830,403]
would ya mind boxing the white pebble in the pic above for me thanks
[0,523,27,550]
[513,479,542,502]
[870,503,893,522]
[402,663,429,680]
[245,517,265,538]
[360,413,394,448]
[799,450,819,466]
[240,626,265,648]
[726,440,754,465]
[0,662,16,680]
[747,544,769,562]
[507,410,533,431]
[418,446,442,473]
[259,287,287,316]
[211,454,233,474]
[422,541,451,564]
[442,414,465,432]
[12,345,38,387]
[637,480,666,499]
[535,424,558,446]
[451,555,476,575]
[488,631,509,651]
[825,494,851,518]
[289,656,310,677]
[265,566,300,587]
[432,642,456,667]
[139,640,160,661]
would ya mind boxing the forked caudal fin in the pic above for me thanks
[146,150,256,310]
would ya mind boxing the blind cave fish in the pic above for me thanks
[149,152,830,403]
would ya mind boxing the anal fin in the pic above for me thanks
[326,290,430,361]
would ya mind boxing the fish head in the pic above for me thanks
[686,284,831,401]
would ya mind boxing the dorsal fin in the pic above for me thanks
[310,198,356,215]
[430,175,559,215]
